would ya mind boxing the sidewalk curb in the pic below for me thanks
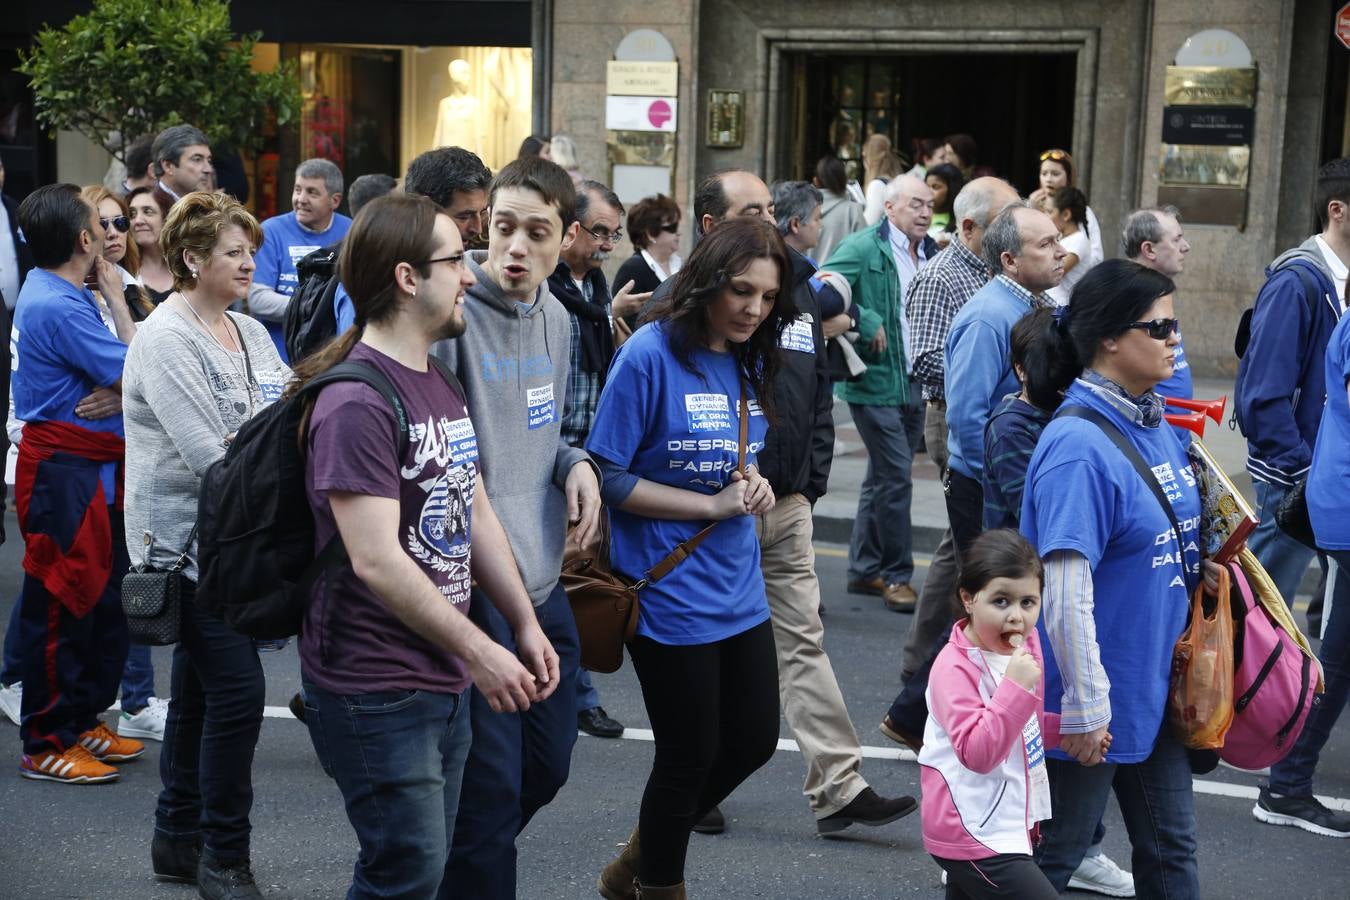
[814,515,945,553]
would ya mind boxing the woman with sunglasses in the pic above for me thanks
[81,186,155,321]
[1029,148,1103,269]
[128,185,176,304]
[1020,259,1221,899]
[591,219,788,900]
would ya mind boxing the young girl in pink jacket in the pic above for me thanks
[918,529,1111,898]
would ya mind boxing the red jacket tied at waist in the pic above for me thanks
[16,421,126,617]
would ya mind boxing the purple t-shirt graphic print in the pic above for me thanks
[301,343,478,695]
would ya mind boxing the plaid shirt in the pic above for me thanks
[905,239,989,401]
[560,276,606,449]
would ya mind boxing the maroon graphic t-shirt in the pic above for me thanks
[300,343,479,695]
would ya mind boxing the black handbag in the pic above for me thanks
[121,524,196,646]
[1274,478,1317,550]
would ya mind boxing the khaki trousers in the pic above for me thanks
[757,493,867,817]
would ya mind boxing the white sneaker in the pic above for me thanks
[1068,850,1136,897]
[0,681,21,726]
[119,696,169,741]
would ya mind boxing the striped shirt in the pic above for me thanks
[905,239,989,401]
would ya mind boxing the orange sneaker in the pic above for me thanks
[79,721,144,762]
[20,745,120,783]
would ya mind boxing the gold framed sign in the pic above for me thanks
[706,90,743,148]
[1164,66,1257,108]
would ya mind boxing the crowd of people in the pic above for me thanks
[0,111,1345,900]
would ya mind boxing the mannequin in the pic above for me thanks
[434,58,484,151]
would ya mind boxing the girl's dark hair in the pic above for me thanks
[1011,308,1079,412]
[127,184,173,220]
[1050,186,1088,234]
[287,193,442,396]
[925,163,965,216]
[517,135,550,159]
[957,529,1045,595]
[814,155,848,194]
[943,132,978,168]
[1056,259,1176,368]
[913,137,942,164]
[642,218,792,420]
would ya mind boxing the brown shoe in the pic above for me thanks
[634,882,686,900]
[597,829,639,900]
[883,582,918,612]
[847,577,885,596]
[879,715,924,754]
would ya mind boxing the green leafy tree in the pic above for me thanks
[18,0,301,162]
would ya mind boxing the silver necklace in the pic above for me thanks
[180,292,254,416]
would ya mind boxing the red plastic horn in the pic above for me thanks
[1163,395,1227,425]
[1165,409,1208,436]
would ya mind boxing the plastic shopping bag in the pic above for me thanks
[1168,565,1235,750]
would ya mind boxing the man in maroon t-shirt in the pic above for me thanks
[298,193,560,899]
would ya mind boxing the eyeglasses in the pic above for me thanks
[658,222,679,234]
[582,224,623,244]
[100,216,130,233]
[423,252,467,270]
[1125,318,1180,340]
[1040,149,1070,162]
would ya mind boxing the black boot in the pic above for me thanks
[151,832,199,883]
[197,854,264,900]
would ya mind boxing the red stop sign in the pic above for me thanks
[1339,2,1350,49]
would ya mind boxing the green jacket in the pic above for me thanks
[822,220,935,406]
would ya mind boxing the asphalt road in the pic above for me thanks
[0,529,1347,899]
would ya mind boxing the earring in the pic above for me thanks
[190,268,198,279]
[410,290,417,299]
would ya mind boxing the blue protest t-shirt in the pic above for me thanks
[333,282,354,334]
[12,269,128,498]
[586,322,771,645]
[254,211,352,358]
[1309,313,1350,549]
[1155,328,1193,400]
[1020,381,1202,763]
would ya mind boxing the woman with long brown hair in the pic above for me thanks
[80,185,156,320]
[128,185,176,302]
[592,218,791,900]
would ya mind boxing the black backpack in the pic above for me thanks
[196,357,463,639]
[283,243,342,364]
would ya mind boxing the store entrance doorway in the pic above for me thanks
[783,51,1078,197]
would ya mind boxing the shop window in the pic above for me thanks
[404,46,533,173]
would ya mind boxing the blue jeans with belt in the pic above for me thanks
[1268,549,1350,797]
[1249,479,1324,605]
[303,681,472,899]
[847,401,926,586]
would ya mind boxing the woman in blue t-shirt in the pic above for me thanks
[589,219,791,899]
[1021,260,1220,899]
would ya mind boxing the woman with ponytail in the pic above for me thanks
[1020,259,1221,899]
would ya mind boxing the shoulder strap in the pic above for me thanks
[643,382,750,585]
[301,360,411,457]
[427,355,466,405]
[1057,404,1183,550]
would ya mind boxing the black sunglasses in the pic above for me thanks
[1125,318,1180,340]
[658,222,679,234]
[100,215,130,233]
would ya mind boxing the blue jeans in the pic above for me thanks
[1035,726,1198,899]
[445,583,580,899]
[1269,549,1350,797]
[303,682,472,900]
[1249,479,1323,603]
[1,597,21,685]
[155,582,265,864]
[576,667,601,713]
[848,401,925,586]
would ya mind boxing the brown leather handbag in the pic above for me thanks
[562,385,749,673]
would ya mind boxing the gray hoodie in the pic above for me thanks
[431,251,593,606]
[816,189,866,265]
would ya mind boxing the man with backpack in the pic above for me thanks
[296,192,561,896]
[432,156,600,899]
[1238,157,1350,838]
[249,158,352,361]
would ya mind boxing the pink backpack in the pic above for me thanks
[1218,560,1322,770]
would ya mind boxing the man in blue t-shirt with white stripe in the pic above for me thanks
[248,158,352,361]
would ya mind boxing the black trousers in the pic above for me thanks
[934,853,1058,900]
[628,620,779,886]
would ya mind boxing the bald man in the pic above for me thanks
[820,174,938,613]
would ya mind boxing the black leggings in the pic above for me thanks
[628,619,780,886]
[934,853,1058,900]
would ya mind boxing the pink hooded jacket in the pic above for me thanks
[918,621,1061,860]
